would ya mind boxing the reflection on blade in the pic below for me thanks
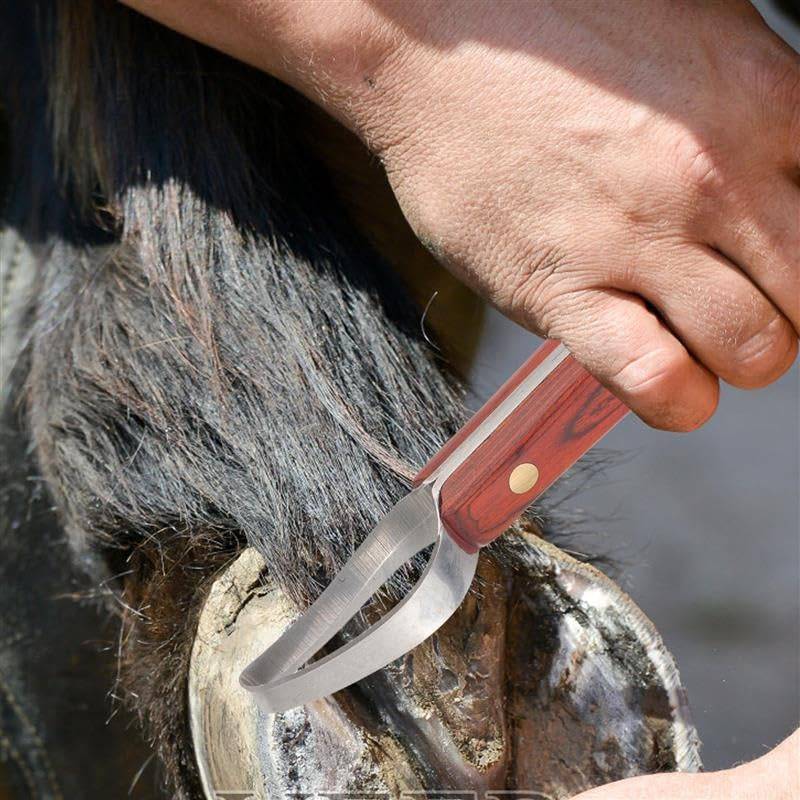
[239,483,464,707]
[242,527,478,713]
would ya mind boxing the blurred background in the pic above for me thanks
[471,1,799,768]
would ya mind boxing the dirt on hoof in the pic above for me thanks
[189,526,701,799]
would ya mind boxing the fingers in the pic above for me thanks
[628,242,798,390]
[544,288,719,432]
[710,175,800,334]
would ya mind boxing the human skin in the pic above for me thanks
[118,0,799,794]
[122,0,799,434]
[571,729,799,799]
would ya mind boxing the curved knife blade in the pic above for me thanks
[239,340,627,712]
[240,483,478,712]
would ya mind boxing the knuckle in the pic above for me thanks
[753,49,800,129]
[610,347,717,431]
[670,132,727,200]
[731,215,800,284]
[735,41,800,150]
[503,242,573,326]
[610,346,687,399]
[731,315,797,386]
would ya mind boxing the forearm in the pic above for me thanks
[120,0,405,132]
[121,0,800,435]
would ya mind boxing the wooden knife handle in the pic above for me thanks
[414,340,628,552]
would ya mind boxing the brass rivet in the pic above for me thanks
[509,463,540,494]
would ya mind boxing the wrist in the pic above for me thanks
[260,1,408,134]
[122,0,409,139]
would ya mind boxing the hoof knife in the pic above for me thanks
[240,340,628,712]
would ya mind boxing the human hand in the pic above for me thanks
[339,0,800,431]
[570,729,799,799]
[123,0,800,431]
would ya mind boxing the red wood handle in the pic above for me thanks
[414,341,628,552]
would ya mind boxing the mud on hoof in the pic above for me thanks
[189,529,701,799]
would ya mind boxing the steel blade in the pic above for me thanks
[242,525,478,713]
[240,483,444,693]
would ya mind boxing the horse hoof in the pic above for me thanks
[189,528,701,799]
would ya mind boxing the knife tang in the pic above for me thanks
[416,340,628,552]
